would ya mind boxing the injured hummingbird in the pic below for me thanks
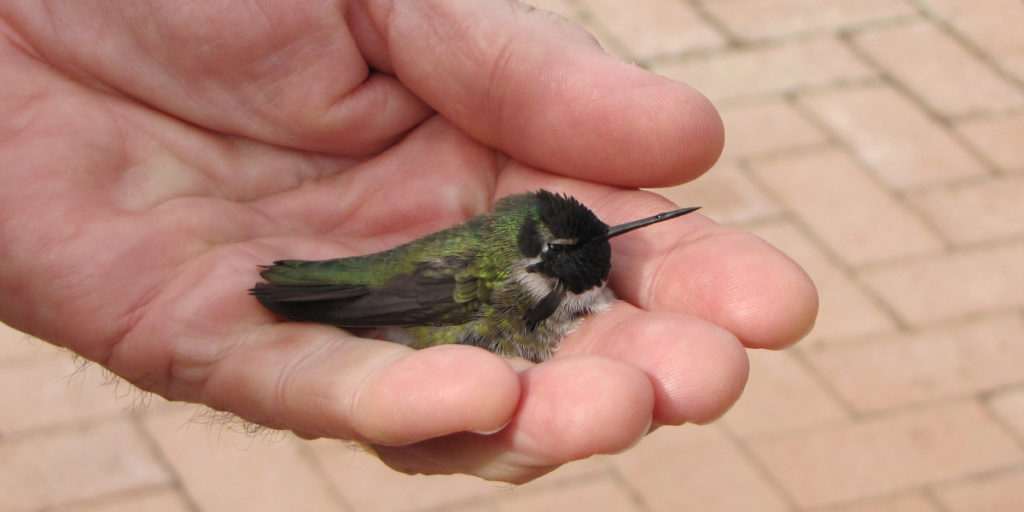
[251,190,699,362]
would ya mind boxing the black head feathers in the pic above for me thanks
[535,190,609,242]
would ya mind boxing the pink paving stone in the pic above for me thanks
[0,419,170,512]
[57,488,192,512]
[525,1,637,62]
[719,348,849,438]
[749,221,896,343]
[652,161,783,225]
[653,36,877,103]
[1002,55,1024,83]
[919,0,1024,58]
[719,100,829,159]
[748,401,1024,508]
[804,314,1024,412]
[799,84,987,189]
[826,493,943,512]
[444,505,498,512]
[493,477,645,512]
[0,351,129,434]
[704,0,915,41]
[306,438,508,511]
[987,385,1024,439]
[748,148,944,266]
[142,406,345,512]
[0,322,56,362]
[614,425,790,512]
[909,175,1024,244]
[861,241,1024,325]
[575,17,635,62]
[583,0,725,59]
[935,469,1024,512]
[956,112,1024,172]
[305,436,612,512]
[852,21,1024,117]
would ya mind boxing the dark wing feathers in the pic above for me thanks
[250,283,370,303]
[251,261,478,327]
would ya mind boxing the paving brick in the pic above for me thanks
[583,0,724,59]
[749,221,896,342]
[720,348,848,437]
[0,322,56,362]
[805,314,1024,412]
[935,469,1024,512]
[909,175,1024,244]
[956,112,1024,172]
[305,437,508,512]
[1002,55,1024,84]
[821,493,942,512]
[852,21,1024,117]
[141,405,344,512]
[799,85,987,189]
[445,505,498,512]
[615,425,790,512]
[0,351,129,434]
[524,1,636,62]
[704,0,914,41]
[305,437,610,511]
[652,161,782,225]
[56,488,192,512]
[749,148,944,266]
[861,242,1024,325]
[493,476,644,512]
[0,419,170,512]
[574,17,635,62]
[653,37,876,103]
[987,385,1024,440]
[748,401,1024,508]
[919,0,1024,81]
[719,100,829,159]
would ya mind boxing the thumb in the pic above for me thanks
[365,0,723,188]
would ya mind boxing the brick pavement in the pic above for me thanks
[3,1,1024,511]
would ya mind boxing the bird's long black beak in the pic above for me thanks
[601,206,701,240]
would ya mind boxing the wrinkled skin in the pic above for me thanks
[0,0,817,483]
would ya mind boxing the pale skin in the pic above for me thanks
[0,0,818,483]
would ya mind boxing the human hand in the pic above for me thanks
[0,0,817,483]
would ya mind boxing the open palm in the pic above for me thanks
[0,0,817,483]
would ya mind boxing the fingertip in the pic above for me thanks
[617,226,819,350]
[510,61,725,188]
[687,229,819,349]
[568,306,749,425]
[361,354,657,482]
[619,79,725,188]
[509,355,654,460]
[650,318,749,425]
[352,344,521,445]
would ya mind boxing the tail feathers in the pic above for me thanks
[250,282,371,327]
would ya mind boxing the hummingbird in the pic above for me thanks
[250,190,699,362]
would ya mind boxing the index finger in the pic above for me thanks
[370,0,724,187]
